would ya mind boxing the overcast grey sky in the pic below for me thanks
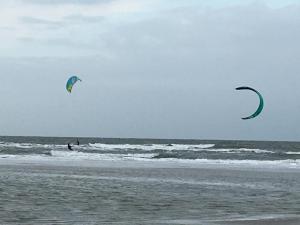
[0,0,300,140]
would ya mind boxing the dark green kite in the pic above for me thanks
[236,86,264,120]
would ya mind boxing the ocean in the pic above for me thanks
[0,136,299,225]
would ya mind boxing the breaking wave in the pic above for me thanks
[88,143,215,151]
[0,140,298,169]
[0,151,299,168]
[286,151,300,155]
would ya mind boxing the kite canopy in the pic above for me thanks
[66,76,81,93]
[236,86,264,120]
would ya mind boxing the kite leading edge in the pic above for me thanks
[236,86,264,120]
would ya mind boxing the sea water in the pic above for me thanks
[0,136,299,224]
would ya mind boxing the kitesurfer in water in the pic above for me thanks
[76,139,80,145]
[67,143,73,151]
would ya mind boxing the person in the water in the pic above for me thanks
[76,139,80,145]
[67,143,73,151]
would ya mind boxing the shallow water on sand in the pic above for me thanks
[0,162,299,225]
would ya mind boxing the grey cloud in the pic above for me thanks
[21,16,64,28]
[2,3,300,140]
[21,0,115,5]
[0,26,15,31]
[98,4,300,82]
[64,14,105,24]
[20,14,104,30]
[17,37,96,51]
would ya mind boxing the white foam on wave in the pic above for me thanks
[50,150,156,161]
[286,151,300,155]
[0,150,298,169]
[207,148,273,154]
[88,143,215,151]
[0,142,66,149]
[0,142,272,154]
[0,151,156,162]
[160,158,300,168]
[0,142,215,152]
